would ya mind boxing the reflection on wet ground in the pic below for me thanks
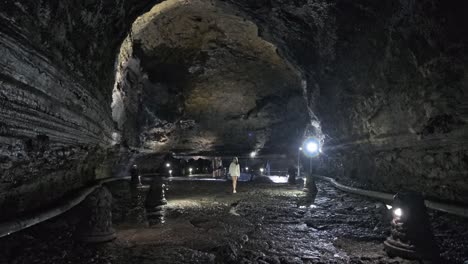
[1,179,467,264]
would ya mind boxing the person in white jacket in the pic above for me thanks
[229,157,240,193]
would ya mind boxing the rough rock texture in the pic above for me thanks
[218,0,468,203]
[0,0,467,218]
[309,0,468,203]
[112,0,309,155]
[0,0,159,219]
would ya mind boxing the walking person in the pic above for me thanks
[130,164,141,186]
[229,157,240,193]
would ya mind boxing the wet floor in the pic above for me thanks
[1,179,467,264]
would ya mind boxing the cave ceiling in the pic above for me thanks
[112,0,309,156]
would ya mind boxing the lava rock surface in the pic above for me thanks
[1,180,467,264]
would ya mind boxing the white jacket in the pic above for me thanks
[229,162,240,176]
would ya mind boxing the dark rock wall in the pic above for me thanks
[317,0,468,203]
[0,0,158,219]
[217,0,468,203]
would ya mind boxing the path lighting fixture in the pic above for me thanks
[245,167,249,171]
[307,142,318,152]
[260,168,264,173]
[384,192,440,261]
[301,137,321,193]
[302,137,320,157]
[169,170,173,175]
[250,151,256,158]
[166,163,171,168]
[189,168,193,174]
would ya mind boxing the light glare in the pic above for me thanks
[307,142,319,153]
[394,208,403,217]
[302,137,321,157]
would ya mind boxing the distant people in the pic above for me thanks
[130,164,140,185]
[266,160,271,176]
[229,157,240,193]
[217,157,223,177]
[212,157,223,177]
[288,166,296,184]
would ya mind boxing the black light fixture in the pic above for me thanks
[384,191,440,261]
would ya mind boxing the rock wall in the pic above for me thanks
[0,0,158,219]
[221,0,468,203]
[315,0,468,203]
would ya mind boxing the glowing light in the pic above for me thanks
[245,167,249,171]
[260,168,264,172]
[250,151,256,158]
[299,147,303,151]
[189,168,193,172]
[307,142,318,153]
[394,208,403,217]
[169,170,173,174]
[166,163,171,167]
[268,176,288,183]
[302,137,321,157]
[386,204,393,210]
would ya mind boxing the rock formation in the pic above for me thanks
[0,0,467,218]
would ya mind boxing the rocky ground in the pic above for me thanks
[1,179,467,264]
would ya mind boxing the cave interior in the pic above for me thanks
[0,0,467,263]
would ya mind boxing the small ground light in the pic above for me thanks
[260,168,264,172]
[384,192,440,261]
[166,163,170,167]
[245,167,249,171]
[250,151,256,158]
[189,168,193,173]
[169,170,172,174]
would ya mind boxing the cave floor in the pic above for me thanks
[1,179,467,264]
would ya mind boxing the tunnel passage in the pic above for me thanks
[0,0,467,232]
[1,0,468,263]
